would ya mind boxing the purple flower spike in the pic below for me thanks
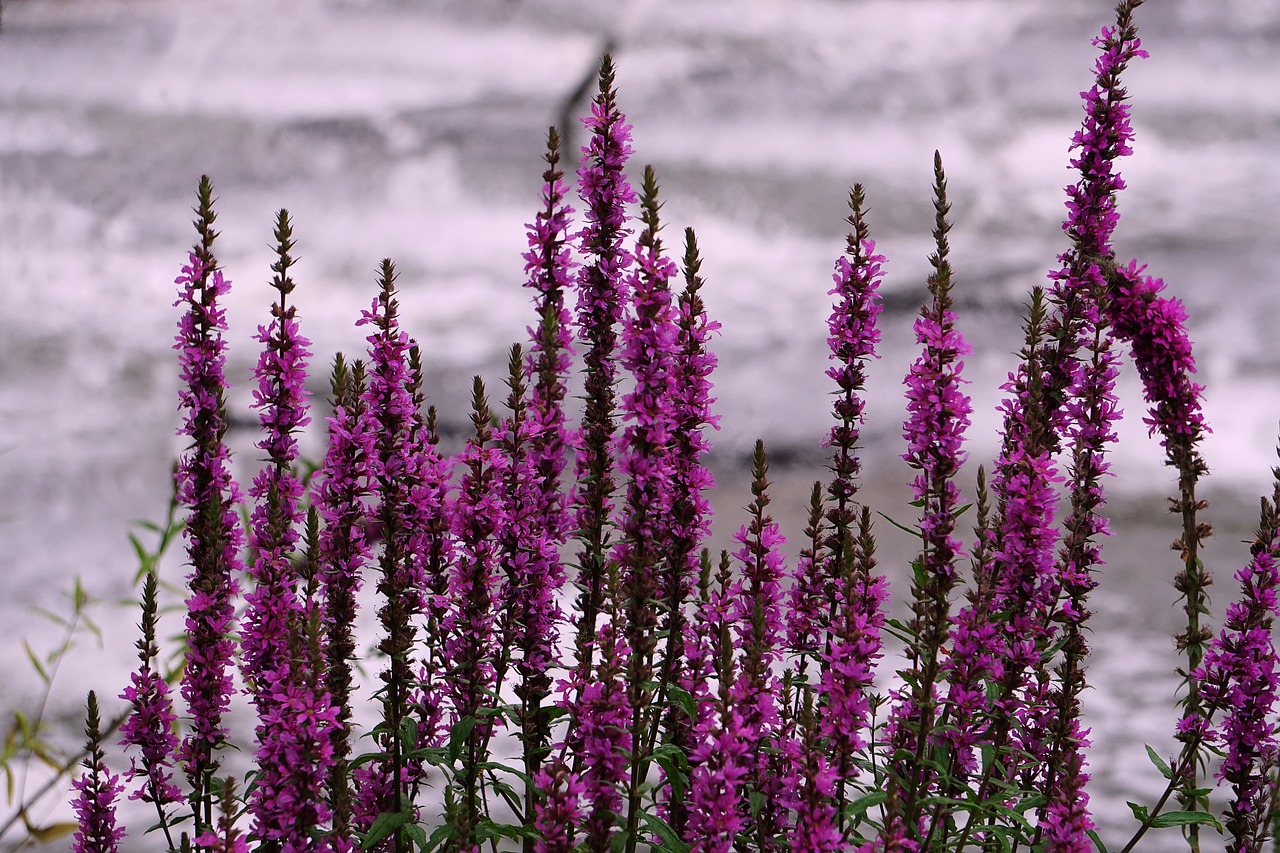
[1040,737,1094,853]
[71,693,125,853]
[240,211,337,850]
[577,623,632,852]
[1106,260,1206,455]
[570,55,639,688]
[901,153,972,588]
[172,181,244,809]
[534,760,583,853]
[687,705,750,853]
[119,574,182,838]
[1197,495,1280,852]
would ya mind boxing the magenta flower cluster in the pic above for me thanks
[69,4,1278,853]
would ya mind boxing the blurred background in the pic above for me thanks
[1,0,1278,842]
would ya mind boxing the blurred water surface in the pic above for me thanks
[1,0,1279,843]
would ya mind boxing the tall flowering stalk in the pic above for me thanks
[517,129,575,824]
[727,441,788,848]
[789,186,884,695]
[118,573,181,850]
[71,692,124,853]
[355,260,428,846]
[889,152,972,830]
[811,186,888,823]
[614,165,680,851]
[569,54,637,698]
[313,353,372,845]
[241,210,339,851]
[1035,306,1120,850]
[649,230,720,832]
[172,177,244,832]
[1196,469,1280,853]
[445,376,505,845]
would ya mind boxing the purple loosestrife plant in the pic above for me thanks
[118,573,181,849]
[354,260,429,846]
[516,128,576,820]
[172,178,244,831]
[241,210,338,852]
[1196,472,1280,853]
[71,693,125,853]
[649,230,720,835]
[494,344,565,836]
[569,54,637,701]
[313,354,372,846]
[888,152,972,829]
[444,376,505,845]
[614,165,681,851]
[727,441,788,849]
[533,759,583,853]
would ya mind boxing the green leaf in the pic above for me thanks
[1126,801,1150,823]
[361,811,411,850]
[23,641,49,684]
[446,716,477,763]
[1086,828,1110,853]
[1151,810,1222,830]
[421,823,456,853]
[845,789,888,819]
[666,684,697,721]
[476,819,535,842]
[1144,744,1173,780]
[641,812,691,853]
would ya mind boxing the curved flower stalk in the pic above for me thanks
[172,178,244,827]
[570,54,638,695]
[71,692,124,853]
[118,573,181,848]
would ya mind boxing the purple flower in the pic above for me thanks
[1040,737,1095,853]
[576,623,632,852]
[1198,540,1280,851]
[313,356,373,839]
[355,262,432,833]
[1106,260,1206,455]
[71,693,125,853]
[446,379,505,751]
[172,239,244,797]
[687,705,751,853]
[118,574,182,826]
[569,56,638,690]
[533,760,583,853]
[240,213,336,849]
[784,698,840,853]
